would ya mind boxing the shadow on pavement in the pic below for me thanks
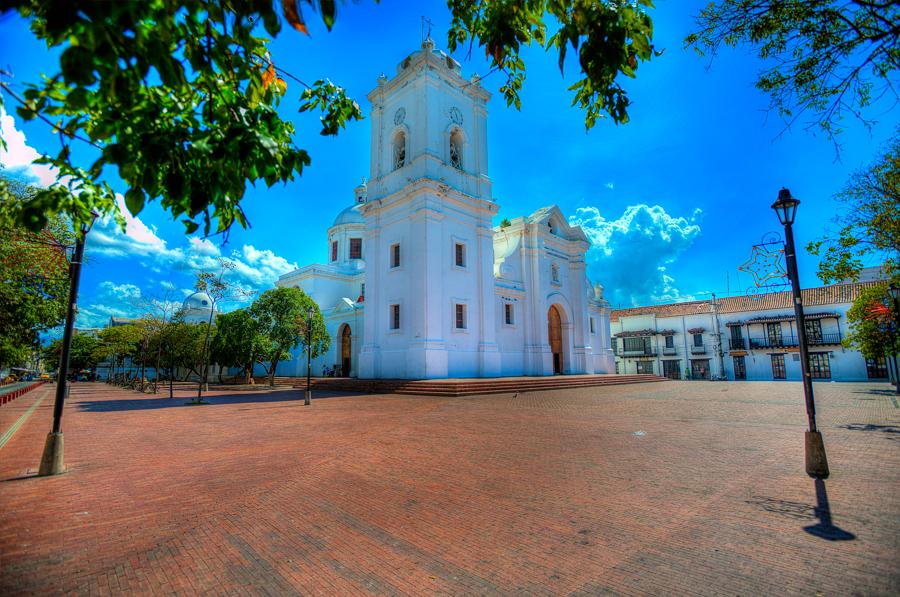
[75,389,351,412]
[803,478,856,541]
[851,389,899,396]
[838,423,900,440]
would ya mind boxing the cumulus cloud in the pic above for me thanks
[0,107,57,186]
[87,194,298,298]
[570,204,702,307]
[78,279,186,329]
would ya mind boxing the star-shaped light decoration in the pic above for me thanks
[738,242,788,289]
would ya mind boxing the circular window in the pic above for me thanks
[201,300,208,306]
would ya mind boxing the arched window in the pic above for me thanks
[393,131,406,170]
[449,129,463,170]
[551,263,560,283]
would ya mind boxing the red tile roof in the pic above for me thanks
[610,281,883,322]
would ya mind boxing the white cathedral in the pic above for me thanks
[275,40,615,379]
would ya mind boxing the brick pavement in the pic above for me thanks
[0,380,898,595]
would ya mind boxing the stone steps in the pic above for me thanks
[297,374,667,397]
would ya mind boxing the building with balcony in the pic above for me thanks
[611,280,887,382]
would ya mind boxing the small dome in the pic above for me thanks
[332,204,365,227]
[183,291,215,312]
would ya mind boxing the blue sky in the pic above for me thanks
[1,1,896,326]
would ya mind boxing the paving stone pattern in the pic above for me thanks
[0,380,898,595]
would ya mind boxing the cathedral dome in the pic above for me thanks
[332,204,365,227]
[181,291,216,324]
[183,291,214,311]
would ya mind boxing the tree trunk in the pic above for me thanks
[140,342,146,392]
[268,361,278,388]
[153,344,163,394]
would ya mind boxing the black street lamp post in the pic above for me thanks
[888,283,900,395]
[305,305,313,406]
[771,188,828,478]
[39,212,98,476]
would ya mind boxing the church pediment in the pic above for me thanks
[331,297,360,314]
[528,205,589,243]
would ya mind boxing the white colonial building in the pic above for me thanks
[610,280,888,383]
[273,40,615,379]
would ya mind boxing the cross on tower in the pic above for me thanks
[421,16,433,42]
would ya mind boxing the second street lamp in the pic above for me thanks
[305,305,313,406]
[888,283,900,395]
[771,188,829,478]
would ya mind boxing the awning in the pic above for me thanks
[614,329,655,338]
[745,312,841,324]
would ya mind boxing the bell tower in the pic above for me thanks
[358,40,501,379]
[365,38,491,201]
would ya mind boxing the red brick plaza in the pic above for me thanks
[1,379,898,595]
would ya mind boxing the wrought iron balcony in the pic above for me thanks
[749,336,799,349]
[690,345,707,354]
[728,338,746,350]
[662,347,677,355]
[622,348,656,357]
[808,333,841,346]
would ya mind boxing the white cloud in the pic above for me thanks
[87,193,298,298]
[570,204,702,307]
[78,279,185,328]
[98,281,142,300]
[0,107,58,186]
[604,181,615,190]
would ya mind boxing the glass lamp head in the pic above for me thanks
[771,187,800,226]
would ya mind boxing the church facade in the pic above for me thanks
[275,41,614,379]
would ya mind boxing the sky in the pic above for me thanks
[1,0,897,329]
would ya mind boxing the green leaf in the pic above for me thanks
[124,188,145,216]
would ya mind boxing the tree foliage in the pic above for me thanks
[43,332,102,372]
[843,283,899,359]
[97,323,144,369]
[0,0,657,235]
[808,132,900,283]
[209,308,264,383]
[0,0,362,235]
[686,1,900,141]
[447,0,658,128]
[154,319,210,380]
[249,286,328,385]
[0,173,73,368]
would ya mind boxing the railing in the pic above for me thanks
[621,349,656,357]
[809,333,841,346]
[749,336,798,349]
[690,345,707,354]
[748,332,841,349]
[729,338,746,350]
[662,347,677,355]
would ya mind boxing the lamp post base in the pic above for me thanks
[38,432,65,476]
[805,431,829,478]
[304,390,311,406]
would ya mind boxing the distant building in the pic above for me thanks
[841,266,886,283]
[610,280,888,382]
[74,327,102,338]
[107,316,139,328]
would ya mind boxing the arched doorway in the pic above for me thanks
[340,324,352,377]
[548,305,563,374]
